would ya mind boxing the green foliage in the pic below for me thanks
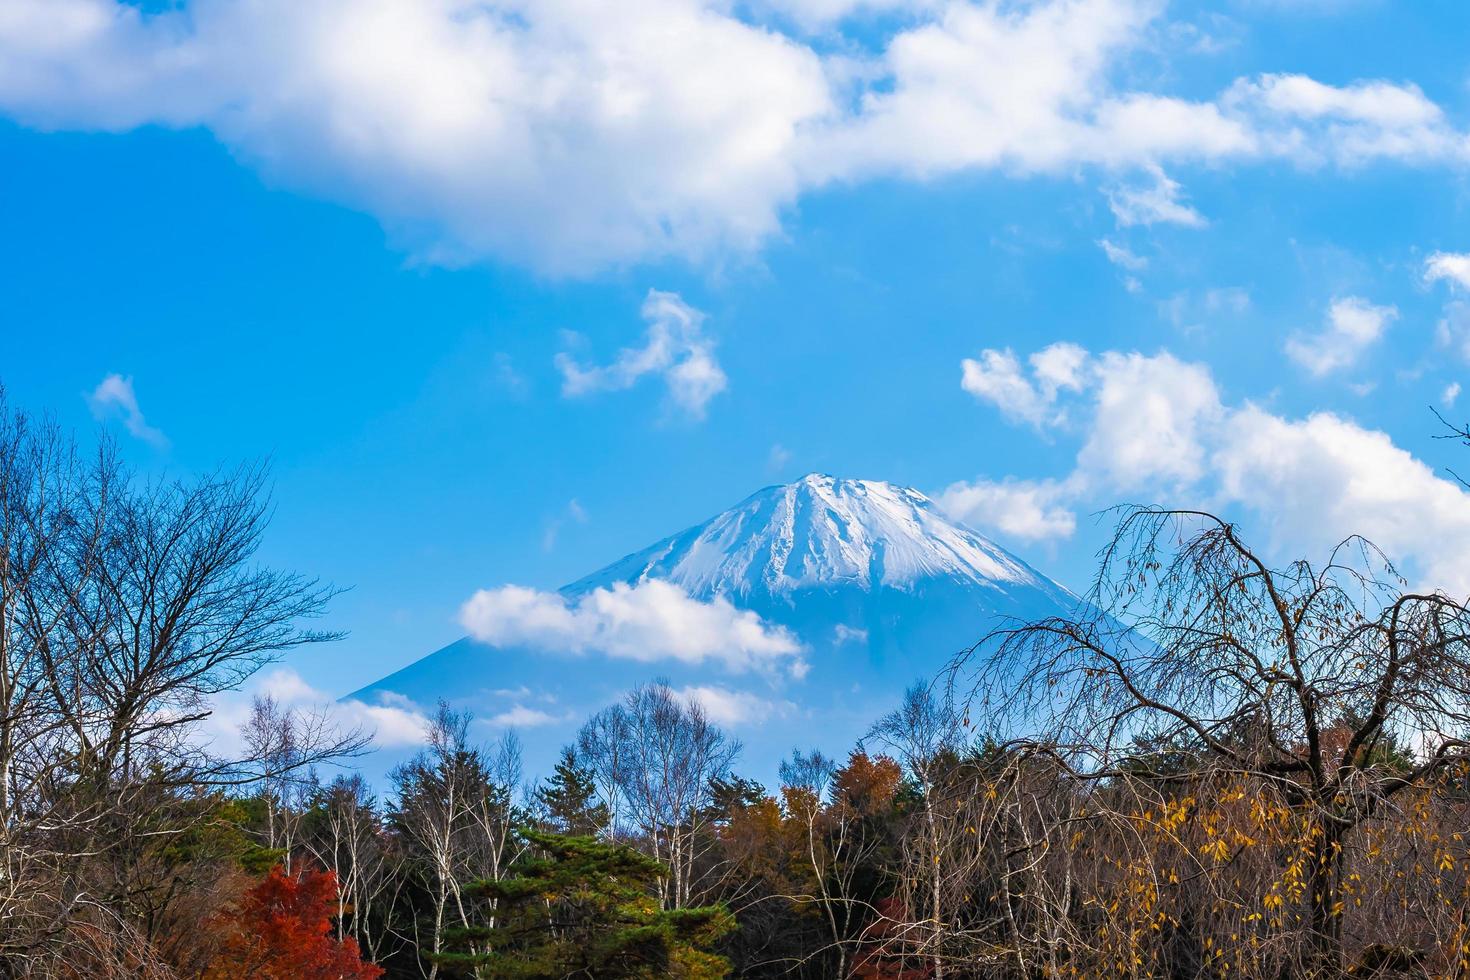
[436,829,733,979]
[215,797,289,874]
[536,747,609,837]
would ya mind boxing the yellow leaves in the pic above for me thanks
[1201,838,1230,863]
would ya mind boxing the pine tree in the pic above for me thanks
[436,829,733,979]
[537,747,610,837]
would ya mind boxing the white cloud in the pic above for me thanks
[3,1,1469,272]
[960,342,1088,427]
[677,684,794,726]
[1106,164,1207,228]
[486,704,563,728]
[938,478,1076,542]
[203,668,431,755]
[459,578,806,675]
[1212,408,1470,593]
[1426,252,1470,291]
[1284,296,1397,376]
[1076,351,1222,490]
[960,350,1044,425]
[86,373,168,448]
[1434,302,1470,363]
[962,342,1470,594]
[1098,238,1147,272]
[1444,382,1461,408]
[556,290,727,420]
[0,0,830,274]
[832,624,868,645]
[1230,74,1462,165]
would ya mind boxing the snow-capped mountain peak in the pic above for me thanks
[565,473,1064,601]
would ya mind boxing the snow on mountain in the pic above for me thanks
[565,473,1071,603]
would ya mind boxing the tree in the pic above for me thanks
[302,774,403,965]
[206,865,383,979]
[391,703,524,978]
[960,506,1470,974]
[437,829,733,979]
[776,748,903,978]
[577,682,739,910]
[538,747,609,837]
[870,683,964,979]
[0,386,364,974]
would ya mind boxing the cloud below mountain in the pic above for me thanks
[203,668,431,758]
[458,579,807,676]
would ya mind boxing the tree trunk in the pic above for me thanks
[1307,815,1346,976]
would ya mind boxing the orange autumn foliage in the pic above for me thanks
[206,865,383,980]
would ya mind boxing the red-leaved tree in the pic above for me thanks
[207,866,383,980]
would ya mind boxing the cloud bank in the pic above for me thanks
[2,0,1467,273]
[948,343,1470,594]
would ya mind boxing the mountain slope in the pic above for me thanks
[352,474,1082,777]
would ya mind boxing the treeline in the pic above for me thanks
[4,386,1470,978]
[248,677,1470,979]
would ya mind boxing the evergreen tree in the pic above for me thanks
[537,747,610,837]
[436,829,733,979]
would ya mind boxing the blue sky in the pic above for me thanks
[4,0,1470,776]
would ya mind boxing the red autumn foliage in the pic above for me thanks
[206,865,383,980]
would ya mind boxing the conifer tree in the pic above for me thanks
[436,829,733,979]
[537,747,610,837]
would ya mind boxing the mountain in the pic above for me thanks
[567,474,1069,602]
[352,475,1083,778]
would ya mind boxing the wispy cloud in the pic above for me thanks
[87,373,168,448]
[486,704,565,728]
[203,668,431,756]
[556,291,727,421]
[1106,165,1207,228]
[542,498,590,553]
[677,685,795,727]
[1285,296,1397,377]
[939,478,1077,542]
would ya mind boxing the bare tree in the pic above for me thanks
[0,386,361,975]
[870,682,965,978]
[304,773,403,964]
[577,681,739,910]
[958,506,1470,974]
[390,703,522,979]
